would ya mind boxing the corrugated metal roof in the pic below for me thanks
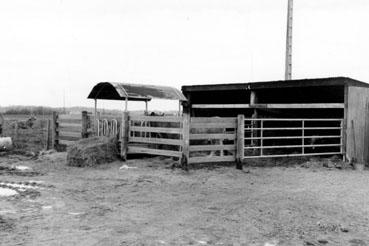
[88,82,187,101]
[182,77,369,92]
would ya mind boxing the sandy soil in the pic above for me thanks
[1,153,369,246]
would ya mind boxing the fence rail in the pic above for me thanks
[188,117,237,164]
[243,118,344,159]
[55,113,83,146]
[127,115,184,159]
[50,111,346,168]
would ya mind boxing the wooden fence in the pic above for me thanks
[51,111,345,168]
[127,115,184,159]
[53,111,93,147]
[188,117,238,164]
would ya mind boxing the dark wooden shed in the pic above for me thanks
[182,77,369,164]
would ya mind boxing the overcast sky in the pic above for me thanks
[1,0,369,110]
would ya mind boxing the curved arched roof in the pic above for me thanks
[88,82,187,101]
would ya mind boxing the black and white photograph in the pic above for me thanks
[1,0,369,245]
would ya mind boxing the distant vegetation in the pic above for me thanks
[0,105,177,116]
[0,105,124,116]
[3,106,59,115]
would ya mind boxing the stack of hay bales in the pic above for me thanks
[67,137,119,167]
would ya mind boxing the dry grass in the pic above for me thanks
[66,137,119,167]
[2,115,51,153]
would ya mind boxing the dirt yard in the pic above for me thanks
[1,152,369,246]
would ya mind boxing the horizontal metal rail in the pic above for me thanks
[243,118,344,159]
[244,118,343,121]
[243,152,343,159]
[246,127,342,131]
[244,135,341,140]
[245,144,342,150]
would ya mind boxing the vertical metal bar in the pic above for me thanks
[125,97,128,112]
[145,101,148,116]
[302,120,305,154]
[94,99,97,135]
[340,120,343,155]
[260,120,264,156]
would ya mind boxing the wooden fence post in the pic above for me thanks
[52,112,59,149]
[236,114,245,170]
[45,119,51,150]
[181,113,190,171]
[81,111,88,138]
[13,122,18,144]
[120,112,129,161]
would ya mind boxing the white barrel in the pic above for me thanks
[0,137,13,150]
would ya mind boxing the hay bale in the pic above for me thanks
[67,137,119,167]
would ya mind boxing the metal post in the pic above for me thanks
[145,100,148,115]
[302,120,305,154]
[260,120,264,156]
[94,99,97,122]
[340,120,343,156]
[178,100,181,116]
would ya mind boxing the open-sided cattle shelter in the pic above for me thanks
[182,77,369,164]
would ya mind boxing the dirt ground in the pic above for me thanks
[1,152,369,246]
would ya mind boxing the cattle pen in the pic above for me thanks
[52,77,369,169]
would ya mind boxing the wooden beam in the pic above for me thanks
[182,113,190,170]
[236,114,245,169]
[128,146,182,158]
[192,103,344,109]
[189,156,235,164]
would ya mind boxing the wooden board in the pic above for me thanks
[189,144,236,151]
[129,137,182,146]
[59,118,82,124]
[59,131,81,138]
[59,123,82,132]
[59,139,76,146]
[128,146,182,158]
[130,115,182,123]
[191,117,237,123]
[346,86,369,163]
[190,122,236,129]
[58,135,80,142]
[189,155,235,164]
[130,126,182,134]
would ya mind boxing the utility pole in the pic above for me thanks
[285,0,293,80]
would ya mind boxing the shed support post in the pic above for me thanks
[236,114,245,170]
[120,111,129,161]
[250,91,259,154]
[52,112,59,150]
[181,113,190,171]
[94,99,98,135]
[45,119,51,150]
[145,101,148,116]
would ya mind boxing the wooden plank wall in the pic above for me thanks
[188,117,237,164]
[127,115,183,158]
[57,114,82,146]
[346,86,369,164]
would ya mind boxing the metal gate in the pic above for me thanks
[244,118,344,159]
